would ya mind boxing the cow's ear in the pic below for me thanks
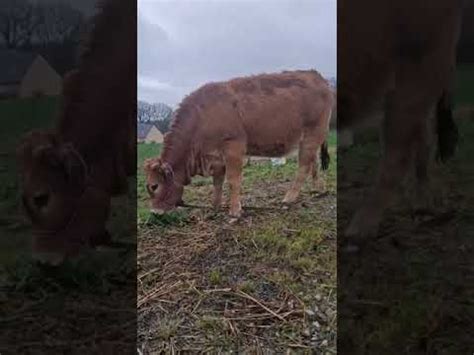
[143,158,160,172]
[32,144,61,168]
[159,162,174,181]
[59,144,88,188]
[144,158,173,182]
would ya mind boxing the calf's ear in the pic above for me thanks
[158,162,174,181]
[143,158,160,172]
[59,144,88,188]
[32,144,61,168]
[143,158,174,182]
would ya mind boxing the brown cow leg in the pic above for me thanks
[345,87,439,239]
[212,170,225,209]
[283,129,324,203]
[345,32,456,240]
[224,141,246,217]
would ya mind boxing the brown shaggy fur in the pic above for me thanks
[146,70,334,217]
[58,0,136,191]
[16,0,136,264]
[338,0,463,238]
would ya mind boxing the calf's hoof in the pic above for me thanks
[150,208,165,215]
[229,202,242,218]
[344,206,382,241]
[33,251,65,266]
[282,192,298,204]
[229,210,242,219]
[340,241,365,254]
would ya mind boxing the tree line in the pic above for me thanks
[0,0,90,75]
[137,100,173,133]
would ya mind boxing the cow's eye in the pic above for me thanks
[147,184,159,194]
[33,192,50,209]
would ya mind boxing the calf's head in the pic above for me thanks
[16,130,105,264]
[144,157,184,214]
[17,131,87,227]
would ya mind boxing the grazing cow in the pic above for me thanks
[16,0,136,264]
[338,0,463,240]
[145,70,334,217]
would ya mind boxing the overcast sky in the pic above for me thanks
[138,0,336,107]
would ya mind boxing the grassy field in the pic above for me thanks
[137,132,337,353]
[3,63,471,353]
[455,64,474,106]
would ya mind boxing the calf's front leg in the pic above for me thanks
[212,170,225,209]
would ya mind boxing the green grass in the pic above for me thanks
[137,141,162,162]
[0,96,58,147]
[209,269,224,285]
[455,64,474,106]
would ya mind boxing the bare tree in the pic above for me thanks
[0,0,86,49]
[0,0,40,48]
[35,2,86,46]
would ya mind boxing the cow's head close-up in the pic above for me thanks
[144,157,184,214]
[17,130,110,264]
[17,131,87,227]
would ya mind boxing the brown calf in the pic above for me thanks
[145,70,334,217]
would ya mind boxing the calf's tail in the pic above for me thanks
[320,140,330,171]
[436,90,458,163]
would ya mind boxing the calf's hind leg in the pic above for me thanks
[223,141,246,217]
[345,90,438,239]
[283,129,325,204]
[212,167,225,209]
